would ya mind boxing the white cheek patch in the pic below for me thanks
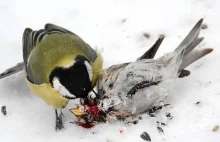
[84,61,93,81]
[52,77,76,99]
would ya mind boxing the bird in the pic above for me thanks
[0,23,103,130]
[71,19,213,127]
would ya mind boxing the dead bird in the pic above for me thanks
[72,19,213,127]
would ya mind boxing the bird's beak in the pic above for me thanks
[69,107,85,116]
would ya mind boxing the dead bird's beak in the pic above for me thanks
[70,107,85,116]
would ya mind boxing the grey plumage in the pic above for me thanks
[137,36,164,60]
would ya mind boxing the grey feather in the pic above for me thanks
[175,18,203,53]
[137,36,164,60]
[160,18,210,71]
[184,37,204,56]
[0,62,24,79]
[180,48,213,71]
[22,28,33,67]
[173,19,213,71]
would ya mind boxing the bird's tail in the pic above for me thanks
[161,18,213,71]
[0,62,24,79]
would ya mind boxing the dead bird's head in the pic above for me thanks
[70,96,108,128]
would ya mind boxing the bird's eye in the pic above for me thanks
[97,101,101,105]
[97,101,103,107]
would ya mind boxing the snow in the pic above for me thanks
[0,0,220,141]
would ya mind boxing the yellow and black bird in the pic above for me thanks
[0,24,103,130]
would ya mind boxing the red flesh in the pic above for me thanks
[78,122,94,128]
[86,106,99,116]
[78,99,100,129]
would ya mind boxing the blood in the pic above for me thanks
[78,99,100,129]
[88,100,95,106]
[78,122,94,128]
[85,99,100,116]
[86,106,99,116]
[119,129,124,134]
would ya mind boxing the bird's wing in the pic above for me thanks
[97,63,130,96]
[96,60,164,114]
[120,60,163,96]
[23,23,82,67]
[98,60,163,99]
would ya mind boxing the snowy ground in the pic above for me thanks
[0,0,220,141]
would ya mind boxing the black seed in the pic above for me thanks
[157,126,164,133]
[196,101,201,105]
[132,120,138,124]
[161,122,166,126]
[166,113,173,120]
[140,132,151,141]
[143,33,150,39]
[1,106,6,116]
[149,113,155,117]
[201,24,208,29]
[121,18,127,23]
[138,116,142,120]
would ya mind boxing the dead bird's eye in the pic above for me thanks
[97,101,103,107]
[97,101,101,105]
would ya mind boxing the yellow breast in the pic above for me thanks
[25,77,69,109]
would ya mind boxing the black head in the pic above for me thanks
[49,55,93,99]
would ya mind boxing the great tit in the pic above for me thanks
[72,19,213,126]
[0,24,103,130]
